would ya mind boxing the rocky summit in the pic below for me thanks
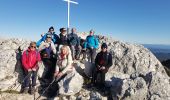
[0,34,170,100]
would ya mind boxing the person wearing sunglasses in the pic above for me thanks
[21,42,41,94]
[36,26,59,47]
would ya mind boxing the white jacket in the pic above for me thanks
[56,46,73,74]
[38,41,56,54]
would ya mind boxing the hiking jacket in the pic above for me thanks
[55,46,73,74]
[84,35,99,49]
[38,41,56,55]
[58,33,69,46]
[22,48,41,70]
[95,51,112,69]
[68,33,80,46]
[36,32,59,47]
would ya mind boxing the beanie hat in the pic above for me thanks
[49,26,54,31]
[101,43,107,49]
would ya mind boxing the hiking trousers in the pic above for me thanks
[70,45,81,60]
[83,48,96,63]
[92,68,106,87]
[24,70,38,88]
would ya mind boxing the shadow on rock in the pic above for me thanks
[14,47,25,90]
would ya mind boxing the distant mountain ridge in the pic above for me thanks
[143,44,170,61]
[143,44,170,52]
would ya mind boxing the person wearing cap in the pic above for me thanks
[68,28,81,60]
[83,29,99,63]
[91,43,112,91]
[38,34,57,83]
[36,26,59,47]
[21,42,41,94]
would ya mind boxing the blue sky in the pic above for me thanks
[0,0,170,44]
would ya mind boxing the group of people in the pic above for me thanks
[20,26,113,96]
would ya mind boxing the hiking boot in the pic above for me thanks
[30,86,36,95]
[23,87,29,94]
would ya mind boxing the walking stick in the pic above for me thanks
[1,72,32,100]
[35,73,66,100]
[35,78,58,100]
[12,72,32,92]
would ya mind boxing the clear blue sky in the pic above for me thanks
[0,0,170,44]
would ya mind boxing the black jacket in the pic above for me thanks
[58,33,69,46]
[95,51,112,69]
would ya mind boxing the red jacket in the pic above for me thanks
[22,48,41,70]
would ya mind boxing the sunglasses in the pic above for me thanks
[30,46,36,48]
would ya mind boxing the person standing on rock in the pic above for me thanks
[21,42,41,94]
[38,34,57,84]
[92,43,112,91]
[57,28,70,52]
[68,28,81,60]
[36,26,59,47]
[83,29,99,63]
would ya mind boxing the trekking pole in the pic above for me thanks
[7,78,18,90]
[5,71,20,91]
[0,72,32,100]
[35,76,62,100]
[10,72,32,92]
[35,73,67,100]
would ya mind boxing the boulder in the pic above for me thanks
[58,69,84,96]
[101,37,170,100]
[1,36,170,100]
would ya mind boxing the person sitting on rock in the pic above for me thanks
[54,45,75,94]
[38,34,57,84]
[83,29,99,63]
[36,26,59,47]
[57,28,70,52]
[92,43,112,91]
[68,28,81,60]
[21,42,41,94]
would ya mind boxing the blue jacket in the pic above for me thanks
[36,32,59,47]
[68,33,80,46]
[84,35,99,49]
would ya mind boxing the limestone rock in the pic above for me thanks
[0,36,170,100]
